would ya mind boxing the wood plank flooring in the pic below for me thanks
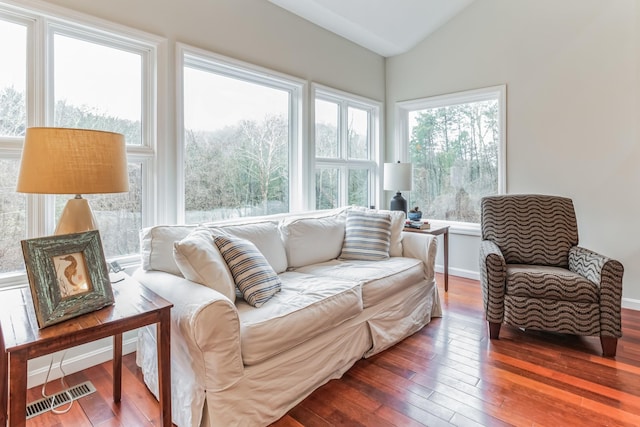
[25,274,640,426]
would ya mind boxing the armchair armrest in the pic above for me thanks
[479,240,507,323]
[133,270,244,390]
[569,246,624,337]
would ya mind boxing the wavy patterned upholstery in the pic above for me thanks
[479,194,624,357]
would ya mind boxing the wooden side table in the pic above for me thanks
[403,225,450,291]
[0,273,173,427]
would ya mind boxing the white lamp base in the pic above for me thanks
[55,196,98,235]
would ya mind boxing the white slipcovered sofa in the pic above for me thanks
[133,207,441,427]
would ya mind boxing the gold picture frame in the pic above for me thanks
[21,230,114,328]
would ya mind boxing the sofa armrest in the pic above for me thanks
[401,231,437,281]
[569,246,624,337]
[133,269,244,390]
[479,240,507,323]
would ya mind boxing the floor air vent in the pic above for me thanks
[26,381,96,419]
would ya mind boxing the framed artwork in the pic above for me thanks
[21,230,114,328]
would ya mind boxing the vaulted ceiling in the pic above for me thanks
[268,0,475,57]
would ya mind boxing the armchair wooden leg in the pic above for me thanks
[488,322,501,339]
[600,336,618,358]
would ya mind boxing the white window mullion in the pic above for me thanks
[313,84,381,210]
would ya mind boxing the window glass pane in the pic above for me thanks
[0,19,27,137]
[347,106,368,159]
[409,99,499,223]
[0,159,26,274]
[55,163,142,259]
[53,33,143,145]
[315,99,338,158]
[315,167,339,210]
[348,169,369,207]
[184,66,290,223]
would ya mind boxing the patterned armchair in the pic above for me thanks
[479,194,624,357]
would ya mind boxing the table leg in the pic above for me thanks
[444,229,449,292]
[157,310,172,427]
[8,352,27,427]
[113,333,122,403]
[0,331,7,426]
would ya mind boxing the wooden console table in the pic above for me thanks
[0,273,173,427]
[403,225,450,292]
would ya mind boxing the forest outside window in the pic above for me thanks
[396,85,506,226]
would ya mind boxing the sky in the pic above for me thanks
[0,20,26,94]
[183,66,289,132]
[0,20,141,123]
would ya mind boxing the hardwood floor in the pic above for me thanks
[26,274,640,426]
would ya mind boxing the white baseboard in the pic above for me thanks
[27,335,138,389]
[622,298,640,311]
[436,264,479,281]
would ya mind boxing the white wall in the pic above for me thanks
[386,0,640,306]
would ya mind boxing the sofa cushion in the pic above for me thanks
[352,207,405,257]
[506,264,599,303]
[173,228,236,302]
[213,234,281,307]
[281,212,346,268]
[339,210,391,261]
[295,257,424,308]
[140,224,197,275]
[206,221,288,274]
[236,271,363,365]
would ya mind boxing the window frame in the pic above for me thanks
[395,85,507,233]
[312,83,382,210]
[176,43,307,223]
[0,1,161,287]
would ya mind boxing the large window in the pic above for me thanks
[397,86,506,225]
[314,85,380,210]
[0,4,158,282]
[179,46,303,223]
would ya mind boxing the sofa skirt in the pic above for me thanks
[137,277,440,427]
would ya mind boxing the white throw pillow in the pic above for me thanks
[173,228,236,302]
[339,210,391,261]
[213,234,281,307]
[281,214,346,268]
[206,221,288,273]
[140,224,197,275]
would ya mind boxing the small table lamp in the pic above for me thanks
[16,127,129,235]
[383,161,413,216]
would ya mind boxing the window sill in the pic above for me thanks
[429,220,481,237]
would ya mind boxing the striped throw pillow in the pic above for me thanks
[213,234,281,307]
[339,210,392,261]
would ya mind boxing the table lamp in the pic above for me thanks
[16,127,129,235]
[383,161,412,216]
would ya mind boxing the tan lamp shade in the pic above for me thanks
[16,127,129,235]
[16,127,129,195]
